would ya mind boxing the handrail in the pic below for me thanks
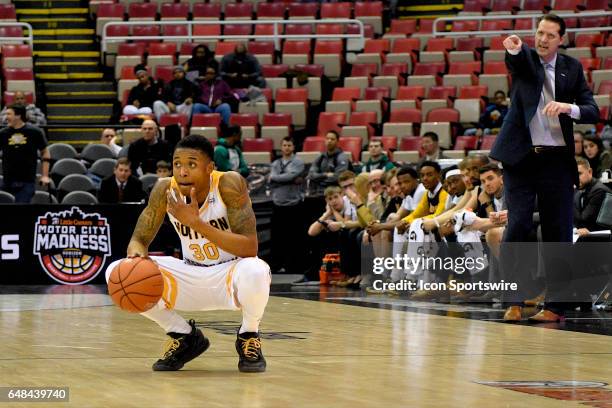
[0,22,34,49]
[433,11,612,37]
[102,19,365,53]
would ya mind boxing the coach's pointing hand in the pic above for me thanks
[167,187,200,230]
[503,35,522,52]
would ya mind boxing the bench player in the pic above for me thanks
[106,134,271,373]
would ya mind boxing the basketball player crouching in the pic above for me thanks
[105,135,271,373]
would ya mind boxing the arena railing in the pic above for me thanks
[0,22,34,48]
[432,11,612,37]
[101,19,366,55]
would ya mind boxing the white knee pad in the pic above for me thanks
[234,257,271,288]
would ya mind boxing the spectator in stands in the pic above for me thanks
[0,104,50,203]
[100,128,121,156]
[418,132,447,165]
[574,157,611,237]
[123,65,162,116]
[574,130,585,159]
[214,125,249,177]
[0,91,46,127]
[220,43,265,89]
[127,119,171,175]
[397,161,449,234]
[476,90,508,135]
[98,157,146,204]
[307,131,351,192]
[153,66,198,121]
[183,44,218,81]
[306,185,362,286]
[193,66,234,125]
[583,133,612,179]
[270,136,306,275]
[156,160,171,178]
[361,139,395,173]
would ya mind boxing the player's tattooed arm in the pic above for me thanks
[127,178,170,258]
[189,171,258,258]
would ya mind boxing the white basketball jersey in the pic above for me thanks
[167,171,239,266]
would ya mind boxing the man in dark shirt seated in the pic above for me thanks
[127,119,172,175]
[153,66,198,121]
[98,157,146,204]
[574,157,611,238]
[123,65,162,116]
[220,43,265,89]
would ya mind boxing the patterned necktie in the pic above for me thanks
[542,63,564,140]
[118,182,125,202]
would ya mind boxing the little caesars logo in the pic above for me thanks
[33,207,111,285]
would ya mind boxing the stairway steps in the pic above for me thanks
[45,82,115,92]
[47,128,110,147]
[26,20,90,30]
[47,103,113,116]
[15,0,85,9]
[17,8,88,15]
[33,51,100,58]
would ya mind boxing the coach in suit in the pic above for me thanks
[98,157,146,204]
[490,14,599,322]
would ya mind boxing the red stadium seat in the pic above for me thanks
[283,40,311,55]
[483,61,508,75]
[257,3,286,19]
[316,24,344,35]
[488,36,506,50]
[332,87,361,101]
[3,68,34,80]
[455,38,483,52]
[276,88,308,103]
[128,3,156,19]
[381,62,408,77]
[288,2,318,19]
[285,24,313,35]
[223,24,252,36]
[514,19,534,31]
[462,0,490,12]
[242,138,273,153]
[294,64,325,77]
[302,136,326,152]
[155,65,173,82]
[354,2,382,17]
[159,114,188,128]
[320,2,351,19]
[481,20,512,31]
[164,25,188,37]
[552,0,583,10]
[148,42,176,56]
[428,86,456,99]
[160,3,189,19]
[449,61,482,75]
[598,80,612,95]
[604,57,612,70]
[230,113,259,127]
[391,38,420,54]
[255,24,274,36]
[351,63,378,77]
[98,3,124,18]
[338,137,363,162]
[490,0,520,11]
[397,86,426,101]
[0,26,21,38]
[318,112,347,136]
[390,108,421,123]
[585,0,609,8]
[118,42,145,56]
[453,135,478,150]
[193,3,222,19]
[522,0,550,10]
[580,58,601,71]
[413,62,445,76]
[480,135,497,150]
[389,19,417,35]
[192,113,221,127]
[193,24,221,36]
[1,45,31,58]
[363,86,390,100]
[575,33,604,48]
[120,65,150,79]
[426,108,459,122]
[349,111,377,138]
[106,25,129,37]
[263,113,292,126]
[262,64,289,77]
[452,21,479,32]
[347,23,375,39]
[0,4,16,20]
[364,39,391,55]
[315,40,343,54]
[426,38,453,52]
[225,3,253,19]
[399,137,422,151]
[458,85,488,98]
[132,25,161,41]
[580,16,609,28]
[215,41,241,57]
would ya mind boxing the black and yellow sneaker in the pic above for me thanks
[152,319,210,371]
[235,331,266,373]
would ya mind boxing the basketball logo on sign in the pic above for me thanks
[33,207,112,285]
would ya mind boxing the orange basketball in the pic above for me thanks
[107,257,164,313]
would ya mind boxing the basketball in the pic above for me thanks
[107,257,164,313]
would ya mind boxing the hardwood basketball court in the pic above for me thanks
[0,284,611,407]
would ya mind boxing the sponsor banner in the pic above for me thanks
[0,204,144,285]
